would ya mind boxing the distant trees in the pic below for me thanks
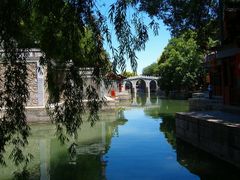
[157,31,205,95]
[142,63,158,76]
[122,71,137,78]
[141,31,206,96]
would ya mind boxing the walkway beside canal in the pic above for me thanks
[176,110,240,168]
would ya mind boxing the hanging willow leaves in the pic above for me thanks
[0,0,151,170]
[0,0,33,169]
[0,0,228,176]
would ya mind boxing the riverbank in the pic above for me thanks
[176,110,240,168]
[21,96,126,123]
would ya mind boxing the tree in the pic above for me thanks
[0,0,231,174]
[121,71,137,77]
[138,0,220,49]
[142,62,158,76]
[0,0,151,172]
[157,31,205,95]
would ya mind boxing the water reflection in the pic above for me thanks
[0,111,127,180]
[144,99,189,119]
[176,139,240,180]
[145,100,240,180]
[48,111,128,180]
[1,98,240,179]
[160,114,240,179]
[131,92,159,106]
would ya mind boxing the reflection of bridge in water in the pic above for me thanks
[130,93,161,108]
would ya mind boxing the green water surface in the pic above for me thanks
[1,98,240,180]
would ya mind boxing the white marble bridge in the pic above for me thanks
[123,75,159,95]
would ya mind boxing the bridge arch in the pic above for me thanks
[136,79,147,93]
[149,80,158,92]
[123,75,159,96]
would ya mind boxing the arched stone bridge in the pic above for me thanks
[123,75,159,95]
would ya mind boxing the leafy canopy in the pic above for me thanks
[142,62,158,76]
[0,0,154,172]
[158,31,205,95]
[0,0,225,175]
[121,71,137,77]
[138,0,220,49]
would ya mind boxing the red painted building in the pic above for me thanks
[207,2,240,106]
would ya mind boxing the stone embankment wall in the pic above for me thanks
[0,50,119,110]
[0,62,39,106]
[26,108,49,122]
[176,112,240,168]
[0,50,46,107]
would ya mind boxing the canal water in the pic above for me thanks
[1,97,240,180]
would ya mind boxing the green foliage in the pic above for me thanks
[0,0,32,170]
[142,62,158,76]
[121,71,137,77]
[0,0,227,175]
[157,31,205,95]
[0,0,152,173]
[139,0,220,49]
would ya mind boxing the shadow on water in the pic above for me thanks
[176,139,240,180]
[144,97,240,180]
[162,116,240,179]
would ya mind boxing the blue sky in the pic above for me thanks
[131,20,171,74]
[98,1,171,74]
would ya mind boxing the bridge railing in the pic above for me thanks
[124,75,159,81]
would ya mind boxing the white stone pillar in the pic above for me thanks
[145,80,151,98]
[131,80,137,97]
[37,62,45,106]
[122,81,126,92]
[155,80,159,91]
[100,80,106,98]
